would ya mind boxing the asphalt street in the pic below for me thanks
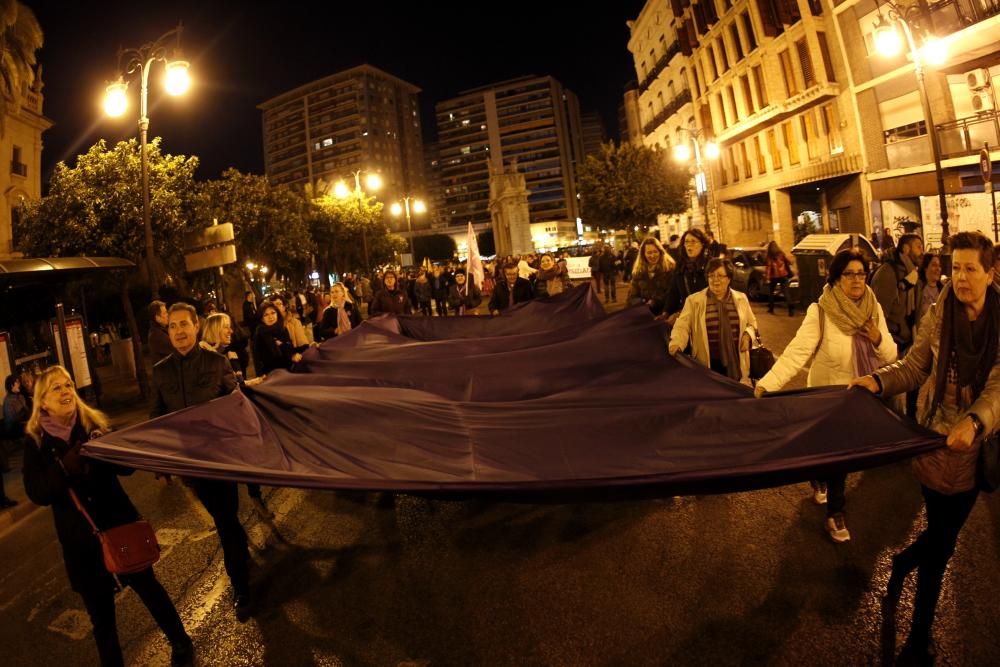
[1,298,999,666]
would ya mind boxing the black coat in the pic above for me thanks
[370,289,412,316]
[148,324,173,362]
[447,282,483,311]
[252,324,299,376]
[665,262,709,315]
[315,302,362,341]
[23,422,138,593]
[488,277,534,313]
[151,344,238,417]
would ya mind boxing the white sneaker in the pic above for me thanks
[811,481,828,505]
[826,514,851,543]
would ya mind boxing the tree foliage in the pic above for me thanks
[413,234,457,264]
[16,138,199,278]
[577,141,690,233]
[0,1,42,135]
[308,187,403,282]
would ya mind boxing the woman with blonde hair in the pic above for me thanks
[316,282,362,341]
[22,366,193,666]
[627,236,676,317]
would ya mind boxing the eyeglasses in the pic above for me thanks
[707,273,730,282]
[841,271,868,280]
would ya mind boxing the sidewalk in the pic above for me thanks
[0,360,153,533]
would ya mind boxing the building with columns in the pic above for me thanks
[2,76,51,258]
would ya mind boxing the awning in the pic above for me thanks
[0,257,135,283]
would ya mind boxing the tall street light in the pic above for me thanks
[104,24,191,299]
[673,125,719,235]
[334,170,381,274]
[873,3,949,242]
[390,196,426,264]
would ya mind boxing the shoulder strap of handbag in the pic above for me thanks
[67,487,101,536]
[806,303,825,367]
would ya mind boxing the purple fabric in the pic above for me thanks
[82,285,944,497]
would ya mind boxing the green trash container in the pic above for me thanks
[790,233,879,309]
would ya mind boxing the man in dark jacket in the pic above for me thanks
[489,264,534,315]
[147,300,173,362]
[872,233,925,351]
[599,245,618,303]
[151,303,253,621]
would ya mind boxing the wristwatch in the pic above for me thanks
[969,413,985,438]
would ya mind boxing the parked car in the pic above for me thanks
[729,247,768,300]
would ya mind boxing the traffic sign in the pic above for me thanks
[981,146,992,184]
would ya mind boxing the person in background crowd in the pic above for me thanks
[756,249,896,543]
[241,291,258,338]
[0,373,27,507]
[316,283,362,341]
[599,244,619,303]
[26,365,194,666]
[431,266,451,317]
[152,304,252,622]
[765,241,796,316]
[667,234,682,264]
[412,271,433,316]
[623,242,639,282]
[147,300,173,362]
[850,231,998,663]
[489,263,534,315]
[706,231,723,258]
[253,301,304,376]
[356,275,373,317]
[918,253,946,326]
[369,270,412,316]
[669,258,757,384]
[882,228,894,255]
[872,233,925,352]
[665,228,712,325]
[273,294,309,349]
[993,242,1000,291]
[535,253,570,298]
[589,244,603,295]
[448,271,483,315]
[627,237,676,317]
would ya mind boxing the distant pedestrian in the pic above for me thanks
[599,245,618,303]
[413,271,433,316]
[917,253,946,326]
[241,291,258,337]
[765,241,795,316]
[147,300,172,362]
[25,365,194,666]
[623,242,639,282]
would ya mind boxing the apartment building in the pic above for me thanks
[581,111,608,159]
[258,65,426,203]
[4,77,52,257]
[836,0,1000,247]
[434,76,584,232]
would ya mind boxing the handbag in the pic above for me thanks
[748,327,776,381]
[69,488,161,575]
[977,433,1000,493]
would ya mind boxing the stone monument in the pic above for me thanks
[488,158,533,257]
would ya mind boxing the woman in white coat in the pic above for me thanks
[755,249,897,543]
[668,258,758,384]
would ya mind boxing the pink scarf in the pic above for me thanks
[336,303,352,334]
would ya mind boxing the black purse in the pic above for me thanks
[977,433,1000,493]
[749,327,776,381]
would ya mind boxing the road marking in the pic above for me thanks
[47,608,91,640]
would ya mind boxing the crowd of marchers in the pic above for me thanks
[4,227,997,666]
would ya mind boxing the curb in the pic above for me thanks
[0,500,41,533]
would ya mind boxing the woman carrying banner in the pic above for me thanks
[316,283,362,340]
[22,366,193,667]
[755,249,897,543]
[253,301,304,376]
[850,231,999,663]
[534,253,570,298]
[668,257,757,385]
[627,237,676,317]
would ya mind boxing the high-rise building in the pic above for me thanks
[258,65,426,202]
[581,111,607,159]
[434,75,584,231]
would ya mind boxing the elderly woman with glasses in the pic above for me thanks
[668,257,757,385]
[755,248,896,543]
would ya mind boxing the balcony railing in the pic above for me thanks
[937,110,1000,159]
[928,0,1000,34]
[642,89,693,136]
[638,40,681,94]
[10,161,26,177]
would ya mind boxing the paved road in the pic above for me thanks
[2,299,999,666]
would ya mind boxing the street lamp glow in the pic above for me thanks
[333,181,350,199]
[390,202,403,216]
[164,60,191,96]
[260,266,269,275]
[413,199,427,214]
[921,37,947,66]
[873,18,903,57]
[246,261,256,271]
[673,144,691,162]
[365,173,382,191]
[704,142,720,160]
[104,80,128,117]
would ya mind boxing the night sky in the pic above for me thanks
[28,1,647,185]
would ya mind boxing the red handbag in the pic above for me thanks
[69,488,161,575]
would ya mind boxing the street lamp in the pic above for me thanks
[334,169,382,273]
[673,125,719,234]
[873,3,950,242]
[389,196,426,264]
[103,24,190,299]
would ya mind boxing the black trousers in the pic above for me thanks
[824,473,847,516]
[768,277,792,314]
[894,484,979,639]
[435,298,448,317]
[191,479,250,594]
[79,568,188,667]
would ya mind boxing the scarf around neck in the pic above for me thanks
[337,303,352,334]
[40,410,77,444]
[707,289,741,380]
[932,284,999,410]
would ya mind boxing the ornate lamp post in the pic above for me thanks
[104,24,191,298]
[873,2,949,242]
[334,170,382,274]
[673,124,719,234]
[390,196,426,264]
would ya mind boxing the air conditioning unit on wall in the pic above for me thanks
[972,90,995,113]
[968,68,993,90]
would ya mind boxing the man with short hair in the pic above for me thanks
[488,264,534,315]
[147,300,173,362]
[872,233,925,351]
[151,303,253,621]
